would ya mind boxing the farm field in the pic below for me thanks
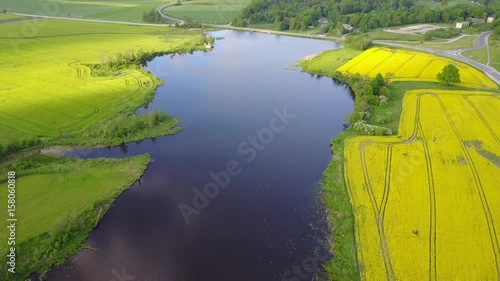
[337,47,498,89]
[0,0,167,22]
[489,39,500,72]
[405,35,478,50]
[163,0,251,24]
[297,48,363,76]
[0,18,204,147]
[0,154,150,279]
[345,89,500,280]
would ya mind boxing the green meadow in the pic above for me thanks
[0,154,150,280]
[163,0,251,24]
[0,0,167,22]
[0,18,206,150]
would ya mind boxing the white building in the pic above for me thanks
[487,16,494,23]
[455,21,469,28]
[342,24,353,32]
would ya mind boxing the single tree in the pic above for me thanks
[437,64,460,85]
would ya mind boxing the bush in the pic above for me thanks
[143,9,164,23]
[375,115,388,124]
[379,86,390,98]
[424,28,461,40]
[344,35,373,50]
[437,64,460,85]
[352,120,392,135]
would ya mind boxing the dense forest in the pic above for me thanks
[231,0,500,32]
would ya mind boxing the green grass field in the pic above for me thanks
[463,39,500,71]
[0,154,150,280]
[406,35,478,50]
[488,39,500,71]
[415,0,473,9]
[0,18,204,149]
[0,0,170,22]
[463,45,488,64]
[296,48,363,76]
[163,0,250,24]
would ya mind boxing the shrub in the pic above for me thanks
[352,120,392,136]
[379,86,390,98]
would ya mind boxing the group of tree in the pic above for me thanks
[343,34,373,50]
[232,0,500,32]
[143,9,165,23]
[423,27,461,40]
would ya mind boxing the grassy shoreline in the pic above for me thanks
[0,154,151,280]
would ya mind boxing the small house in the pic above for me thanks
[487,16,494,23]
[471,18,485,24]
[342,24,353,32]
[318,17,328,24]
[455,21,469,28]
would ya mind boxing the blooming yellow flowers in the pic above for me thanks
[337,47,498,89]
[345,89,500,280]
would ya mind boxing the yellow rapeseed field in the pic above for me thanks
[337,47,498,89]
[345,89,500,280]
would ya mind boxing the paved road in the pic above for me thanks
[374,31,500,86]
[156,2,184,24]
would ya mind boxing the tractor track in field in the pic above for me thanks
[391,54,416,77]
[367,54,395,77]
[354,93,438,280]
[354,92,500,279]
[0,110,47,130]
[463,95,500,145]
[418,121,437,281]
[415,59,435,79]
[435,94,500,277]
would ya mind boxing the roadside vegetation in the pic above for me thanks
[298,46,499,280]
[0,154,150,280]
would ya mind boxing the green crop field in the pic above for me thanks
[463,39,500,71]
[406,35,478,50]
[0,18,204,148]
[489,39,500,71]
[0,0,167,22]
[163,0,251,24]
[415,0,473,9]
[0,154,150,279]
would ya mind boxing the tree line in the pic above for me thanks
[232,0,500,32]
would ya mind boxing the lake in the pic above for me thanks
[46,30,354,281]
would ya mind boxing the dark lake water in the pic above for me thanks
[46,30,353,281]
